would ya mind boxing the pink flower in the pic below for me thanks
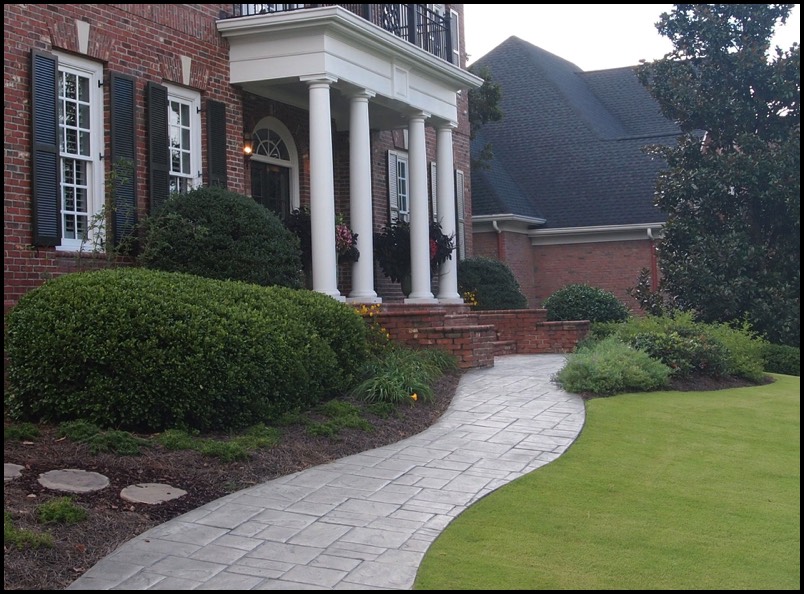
[336,224,355,254]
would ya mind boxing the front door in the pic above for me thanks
[251,161,290,220]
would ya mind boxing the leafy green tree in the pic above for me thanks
[468,64,503,170]
[637,4,800,347]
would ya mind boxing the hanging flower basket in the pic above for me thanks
[285,207,359,273]
[374,220,454,286]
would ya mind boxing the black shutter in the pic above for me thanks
[147,81,169,214]
[31,50,60,246]
[110,73,137,245]
[388,151,399,224]
[430,161,438,222]
[207,99,227,188]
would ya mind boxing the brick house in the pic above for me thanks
[470,36,680,310]
[4,3,483,313]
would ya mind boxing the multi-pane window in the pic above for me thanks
[166,85,201,194]
[57,56,103,250]
[396,155,410,221]
[388,150,410,224]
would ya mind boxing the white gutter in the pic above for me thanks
[473,213,547,235]
[529,222,665,245]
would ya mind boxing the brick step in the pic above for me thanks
[493,340,517,356]
[443,313,482,327]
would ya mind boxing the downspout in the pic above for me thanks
[647,227,658,291]
[493,219,505,260]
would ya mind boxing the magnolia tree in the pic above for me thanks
[637,4,800,346]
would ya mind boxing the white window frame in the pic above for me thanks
[450,8,460,65]
[249,116,301,213]
[388,149,410,224]
[165,83,202,195]
[55,53,105,252]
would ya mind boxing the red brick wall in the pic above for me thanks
[4,3,241,313]
[473,231,654,313]
[4,4,475,311]
[356,304,588,368]
[532,240,654,311]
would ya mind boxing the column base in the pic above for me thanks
[346,295,382,304]
[404,296,439,305]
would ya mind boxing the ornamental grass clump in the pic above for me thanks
[554,335,671,396]
[351,345,457,405]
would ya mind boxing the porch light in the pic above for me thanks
[243,131,253,156]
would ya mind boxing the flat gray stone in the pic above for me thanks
[38,468,110,493]
[120,483,188,505]
[5,463,25,482]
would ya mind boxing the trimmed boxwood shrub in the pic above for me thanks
[457,257,528,310]
[139,185,303,288]
[543,284,630,323]
[4,268,369,433]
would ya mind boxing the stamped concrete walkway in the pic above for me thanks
[67,354,585,590]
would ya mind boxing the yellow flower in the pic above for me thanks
[411,393,418,401]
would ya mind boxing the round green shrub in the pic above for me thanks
[457,257,528,310]
[139,185,303,288]
[543,284,630,323]
[4,268,370,433]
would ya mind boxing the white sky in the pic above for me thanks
[464,4,801,71]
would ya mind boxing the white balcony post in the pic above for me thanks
[303,75,342,300]
[436,122,462,302]
[347,90,380,303]
[406,111,437,303]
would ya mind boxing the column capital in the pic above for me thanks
[406,109,431,123]
[346,89,376,101]
[300,74,338,86]
[435,120,458,131]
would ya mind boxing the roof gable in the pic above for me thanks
[471,36,678,228]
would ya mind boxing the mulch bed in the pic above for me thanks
[3,372,461,591]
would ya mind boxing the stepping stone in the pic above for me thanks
[120,483,187,505]
[37,469,110,493]
[4,463,25,482]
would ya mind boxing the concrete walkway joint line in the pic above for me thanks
[66,354,583,591]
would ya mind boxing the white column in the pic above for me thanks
[303,76,342,300]
[347,91,380,303]
[436,122,462,302]
[406,111,436,303]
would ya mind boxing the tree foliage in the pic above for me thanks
[468,64,503,170]
[637,4,800,346]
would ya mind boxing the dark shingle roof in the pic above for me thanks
[471,36,679,228]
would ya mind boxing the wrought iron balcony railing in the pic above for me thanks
[226,4,455,64]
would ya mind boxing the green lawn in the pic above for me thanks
[414,374,800,590]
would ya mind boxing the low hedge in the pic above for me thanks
[4,268,369,432]
[762,343,800,376]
